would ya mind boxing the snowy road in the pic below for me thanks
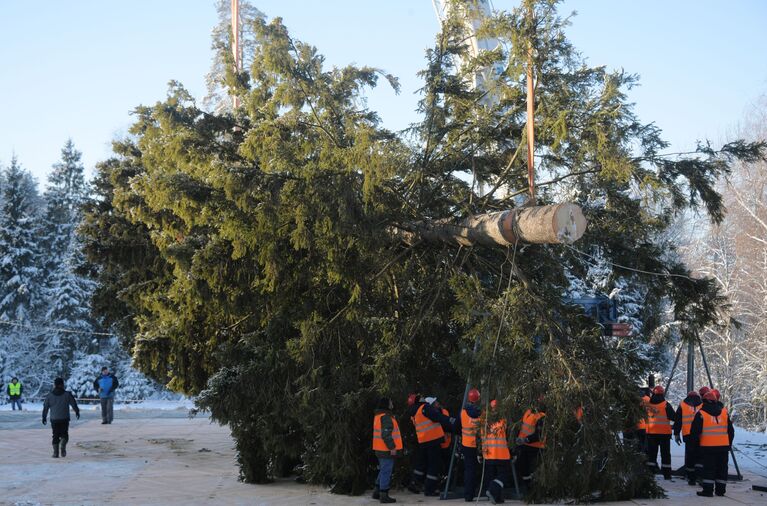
[0,409,764,505]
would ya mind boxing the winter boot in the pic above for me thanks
[52,443,59,458]
[379,490,396,503]
[372,486,380,499]
[697,490,713,497]
[60,436,68,458]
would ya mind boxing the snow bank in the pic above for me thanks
[0,398,195,412]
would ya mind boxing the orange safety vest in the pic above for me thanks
[412,404,445,444]
[461,408,480,448]
[575,405,583,423]
[482,418,510,460]
[372,413,403,451]
[679,401,700,437]
[440,408,452,449]
[699,410,729,447]
[519,409,545,449]
[646,400,672,435]
[637,395,650,431]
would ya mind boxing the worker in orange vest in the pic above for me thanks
[372,397,402,503]
[645,385,676,479]
[407,395,455,496]
[481,399,511,504]
[673,390,702,485]
[514,399,545,490]
[460,388,482,502]
[690,391,734,497]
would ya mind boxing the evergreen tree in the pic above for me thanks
[80,1,766,500]
[38,140,95,375]
[0,156,41,322]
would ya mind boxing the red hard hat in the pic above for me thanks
[652,385,665,396]
[407,393,417,406]
[688,391,700,398]
[711,389,721,401]
[699,386,711,397]
[468,388,480,403]
[490,399,498,410]
[703,391,717,402]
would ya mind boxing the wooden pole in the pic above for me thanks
[394,203,587,248]
[231,0,240,109]
[526,0,536,203]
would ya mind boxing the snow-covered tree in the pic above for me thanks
[0,156,41,322]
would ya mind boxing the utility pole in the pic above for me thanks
[231,0,241,109]
[525,0,536,203]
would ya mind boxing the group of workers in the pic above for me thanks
[372,389,545,504]
[625,384,735,498]
[372,383,736,503]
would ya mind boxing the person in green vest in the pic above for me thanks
[7,377,23,410]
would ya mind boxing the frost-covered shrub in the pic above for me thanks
[66,353,105,398]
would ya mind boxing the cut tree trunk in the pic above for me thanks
[394,203,587,248]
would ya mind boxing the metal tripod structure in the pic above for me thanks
[665,335,743,480]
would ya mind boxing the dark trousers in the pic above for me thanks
[10,395,22,410]
[100,397,114,423]
[483,459,510,503]
[51,420,69,445]
[462,445,477,500]
[623,428,647,454]
[701,449,728,495]
[683,435,700,481]
[412,440,442,494]
[515,445,541,486]
[646,434,672,478]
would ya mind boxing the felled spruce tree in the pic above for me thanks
[81,0,765,501]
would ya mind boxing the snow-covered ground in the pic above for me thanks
[731,426,767,479]
[0,398,195,412]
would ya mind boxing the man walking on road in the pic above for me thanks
[94,366,118,424]
[42,377,80,458]
[7,377,23,410]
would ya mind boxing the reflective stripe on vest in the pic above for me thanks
[412,404,444,444]
[680,401,700,437]
[637,395,650,430]
[482,419,510,460]
[699,411,729,447]
[440,408,452,449]
[647,400,672,435]
[372,413,403,451]
[8,383,21,396]
[519,409,545,448]
[461,408,480,448]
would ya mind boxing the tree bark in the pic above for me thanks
[394,203,587,248]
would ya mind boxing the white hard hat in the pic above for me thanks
[424,396,437,404]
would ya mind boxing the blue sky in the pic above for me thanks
[1,1,765,183]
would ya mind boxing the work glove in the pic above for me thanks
[42,418,46,425]
[76,413,80,420]
[515,437,528,446]
[674,434,681,445]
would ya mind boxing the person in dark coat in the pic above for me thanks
[689,391,734,497]
[42,378,80,458]
[673,390,702,485]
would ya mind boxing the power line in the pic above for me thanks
[563,244,695,281]
[0,318,115,337]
